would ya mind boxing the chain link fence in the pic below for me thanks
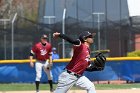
[0,0,140,59]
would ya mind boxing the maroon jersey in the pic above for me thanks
[66,43,91,75]
[31,42,52,61]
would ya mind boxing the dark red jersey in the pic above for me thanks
[66,43,91,75]
[31,42,52,61]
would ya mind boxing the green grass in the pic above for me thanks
[95,83,140,90]
[0,83,140,91]
[0,83,55,91]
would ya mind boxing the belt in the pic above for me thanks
[66,70,81,78]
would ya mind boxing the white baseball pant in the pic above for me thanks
[35,60,53,81]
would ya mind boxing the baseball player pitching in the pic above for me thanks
[53,31,106,93]
[29,34,54,93]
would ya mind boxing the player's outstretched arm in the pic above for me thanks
[53,32,80,45]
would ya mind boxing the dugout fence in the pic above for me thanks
[0,57,140,83]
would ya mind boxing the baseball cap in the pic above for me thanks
[41,34,48,39]
[79,31,96,42]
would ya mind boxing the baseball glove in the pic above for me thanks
[86,52,106,72]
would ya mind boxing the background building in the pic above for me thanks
[38,0,134,58]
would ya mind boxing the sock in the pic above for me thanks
[48,80,53,90]
[35,81,40,92]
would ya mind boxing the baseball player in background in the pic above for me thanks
[29,34,54,93]
[53,31,97,93]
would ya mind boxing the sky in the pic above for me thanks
[127,0,140,16]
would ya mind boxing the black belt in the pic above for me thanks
[66,70,81,78]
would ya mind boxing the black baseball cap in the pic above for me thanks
[41,34,48,39]
[79,31,96,42]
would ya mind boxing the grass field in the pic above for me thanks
[0,83,140,91]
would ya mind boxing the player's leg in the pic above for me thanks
[35,62,43,93]
[44,69,54,92]
[54,71,77,93]
[75,76,96,93]
[43,61,54,92]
